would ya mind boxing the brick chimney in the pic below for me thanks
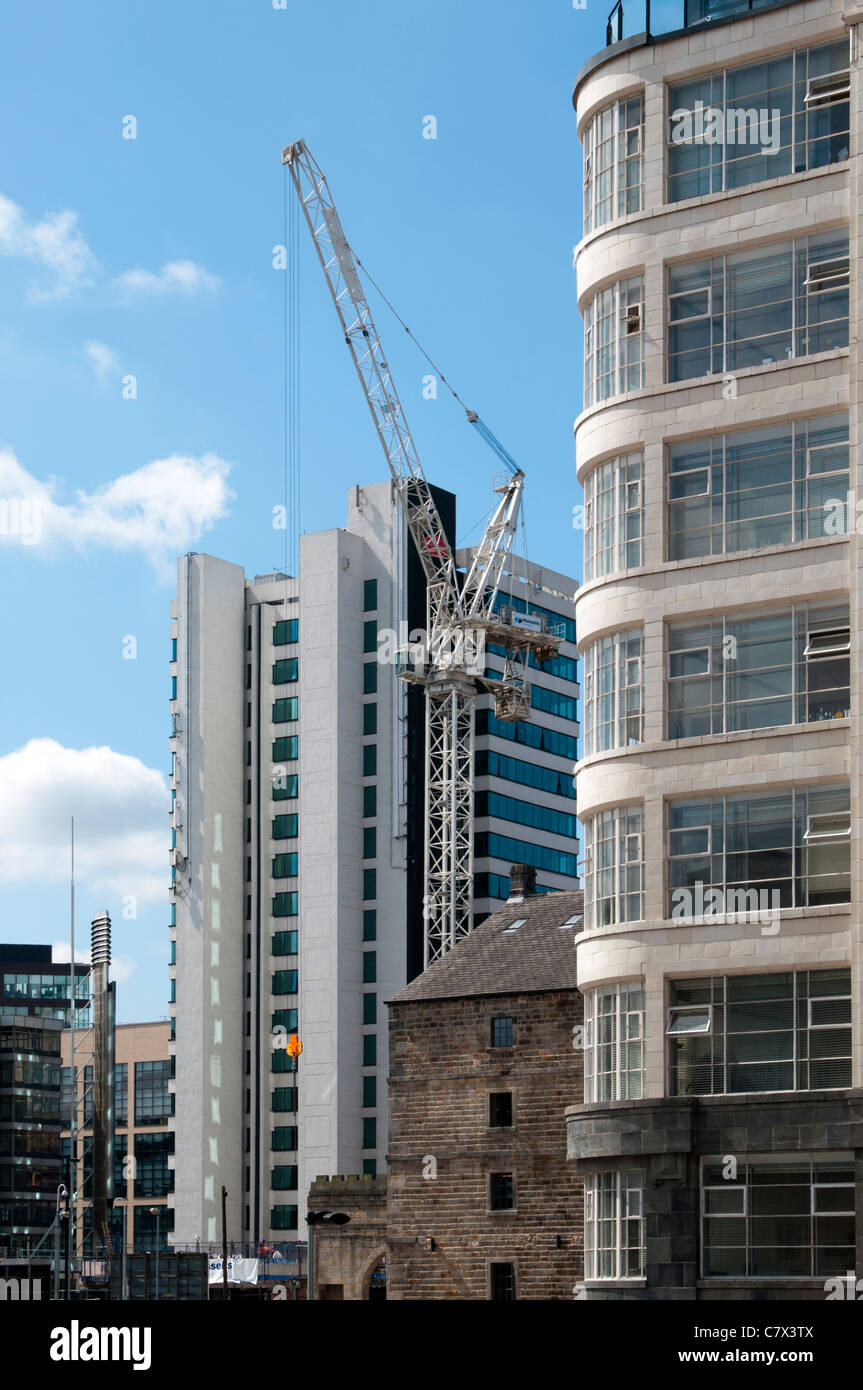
[507,863,537,903]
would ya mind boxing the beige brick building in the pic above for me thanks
[568,0,863,1299]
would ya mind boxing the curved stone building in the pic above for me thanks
[568,0,863,1299]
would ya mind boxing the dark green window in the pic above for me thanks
[362,1117,377,1150]
[363,1034,377,1066]
[363,744,377,777]
[273,774,298,801]
[134,1132,175,1199]
[274,619,298,645]
[363,910,376,942]
[273,815,298,840]
[363,703,377,735]
[363,993,376,1025]
[272,853,298,878]
[273,970,298,995]
[363,1159,377,1177]
[363,827,377,860]
[270,1205,298,1229]
[363,663,377,694]
[169,979,176,1003]
[170,940,176,965]
[363,786,377,818]
[363,951,377,984]
[273,658,298,685]
[272,1127,297,1152]
[272,1049,296,1072]
[364,579,378,611]
[272,1165,298,1191]
[273,697,299,723]
[363,1076,377,1108]
[273,737,299,763]
[272,931,298,956]
[272,1088,298,1113]
[363,869,376,901]
[272,1009,297,1031]
[273,892,298,917]
[363,620,377,654]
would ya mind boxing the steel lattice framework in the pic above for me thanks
[284,140,561,965]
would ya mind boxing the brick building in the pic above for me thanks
[384,873,584,1300]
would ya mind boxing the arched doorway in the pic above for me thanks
[368,1255,387,1301]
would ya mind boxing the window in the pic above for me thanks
[668,233,849,382]
[363,744,377,777]
[272,1087,298,1113]
[585,275,645,406]
[701,1156,854,1277]
[273,774,298,801]
[273,697,299,723]
[475,832,578,879]
[272,1127,297,1152]
[363,620,377,654]
[272,931,298,956]
[363,994,376,1025]
[272,1009,298,1031]
[363,869,377,900]
[272,970,298,995]
[667,415,849,560]
[114,1062,128,1127]
[584,807,644,929]
[583,629,643,754]
[134,1132,175,1198]
[364,578,378,611]
[363,910,376,941]
[363,663,377,694]
[668,602,850,738]
[363,827,377,860]
[363,703,377,735]
[489,1262,516,1301]
[363,1034,377,1066]
[667,42,850,203]
[133,1205,173,1252]
[583,95,644,232]
[363,1159,377,1178]
[489,1172,515,1211]
[475,709,579,763]
[363,1076,377,1108]
[273,658,298,685]
[489,1092,513,1128]
[270,1205,298,1230]
[362,951,376,984]
[475,750,577,801]
[668,969,851,1095]
[271,1165,298,1191]
[273,618,298,645]
[134,1060,172,1126]
[273,893,298,917]
[475,791,579,841]
[584,983,645,1102]
[584,452,644,580]
[272,853,298,878]
[273,815,298,840]
[491,1017,514,1048]
[668,784,851,913]
[273,737,299,763]
[362,1117,377,1150]
[585,1170,645,1279]
[363,785,377,819]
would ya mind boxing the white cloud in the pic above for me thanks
[113,259,220,298]
[52,941,139,986]
[84,339,119,385]
[0,739,169,910]
[0,447,233,564]
[0,191,97,300]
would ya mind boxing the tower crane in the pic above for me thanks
[283,140,563,966]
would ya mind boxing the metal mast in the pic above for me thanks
[284,140,562,964]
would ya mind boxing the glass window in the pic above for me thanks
[489,1173,515,1211]
[362,1117,377,1150]
[363,1034,377,1066]
[584,807,644,928]
[272,1126,297,1151]
[585,276,645,406]
[363,827,377,860]
[668,42,849,204]
[475,749,577,801]
[475,831,579,879]
[272,931,298,955]
[489,1092,513,1127]
[584,94,644,232]
[667,415,849,560]
[363,1075,377,1108]
[273,697,299,723]
[475,708,579,763]
[584,983,645,1102]
[272,970,298,995]
[134,1132,175,1198]
[701,1155,854,1277]
[363,785,377,818]
[273,892,298,918]
[668,233,849,382]
[363,910,376,941]
[363,703,377,735]
[274,618,298,645]
[114,1062,128,1127]
[271,1008,298,1031]
[669,968,851,1095]
[585,1170,645,1279]
[273,658,298,685]
[363,869,377,901]
[363,662,378,694]
[363,620,377,654]
[273,815,298,840]
[364,578,378,611]
[134,1060,172,1126]
[668,784,850,914]
[272,1087,298,1113]
[490,1262,516,1301]
[583,629,643,754]
[363,744,377,777]
[363,993,377,1025]
[362,951,376,984]
[272,853,298,878]
[271,1165,298,1191]
[475,791,579,840]
[272,737,299,764]
[584,452,644,580]
[491,1017,514,1048]
[270,1205,298,1230]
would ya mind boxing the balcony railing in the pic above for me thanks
[606,0,804,45]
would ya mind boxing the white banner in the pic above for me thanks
[207,1257,259,1285]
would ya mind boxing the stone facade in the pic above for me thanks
[307,1175,388,1300]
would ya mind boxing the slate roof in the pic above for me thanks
[390,888,583,1005]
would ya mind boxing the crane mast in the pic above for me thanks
[284,140,561,964]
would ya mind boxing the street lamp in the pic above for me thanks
[305,1211,349,1302]
[53,1184,68,1301]
[149,1207,162,1299]
[113,1198,128,1300]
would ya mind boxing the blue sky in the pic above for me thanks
[0,0,603,1020]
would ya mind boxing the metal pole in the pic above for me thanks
[308,1221,314,1302]
[221,1186,228,1302]
[53,1185,66,1300]
[67,816,75,1300]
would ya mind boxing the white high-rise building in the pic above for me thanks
[168,480,579,1246]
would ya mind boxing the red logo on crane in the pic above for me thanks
[424,533,447,559]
